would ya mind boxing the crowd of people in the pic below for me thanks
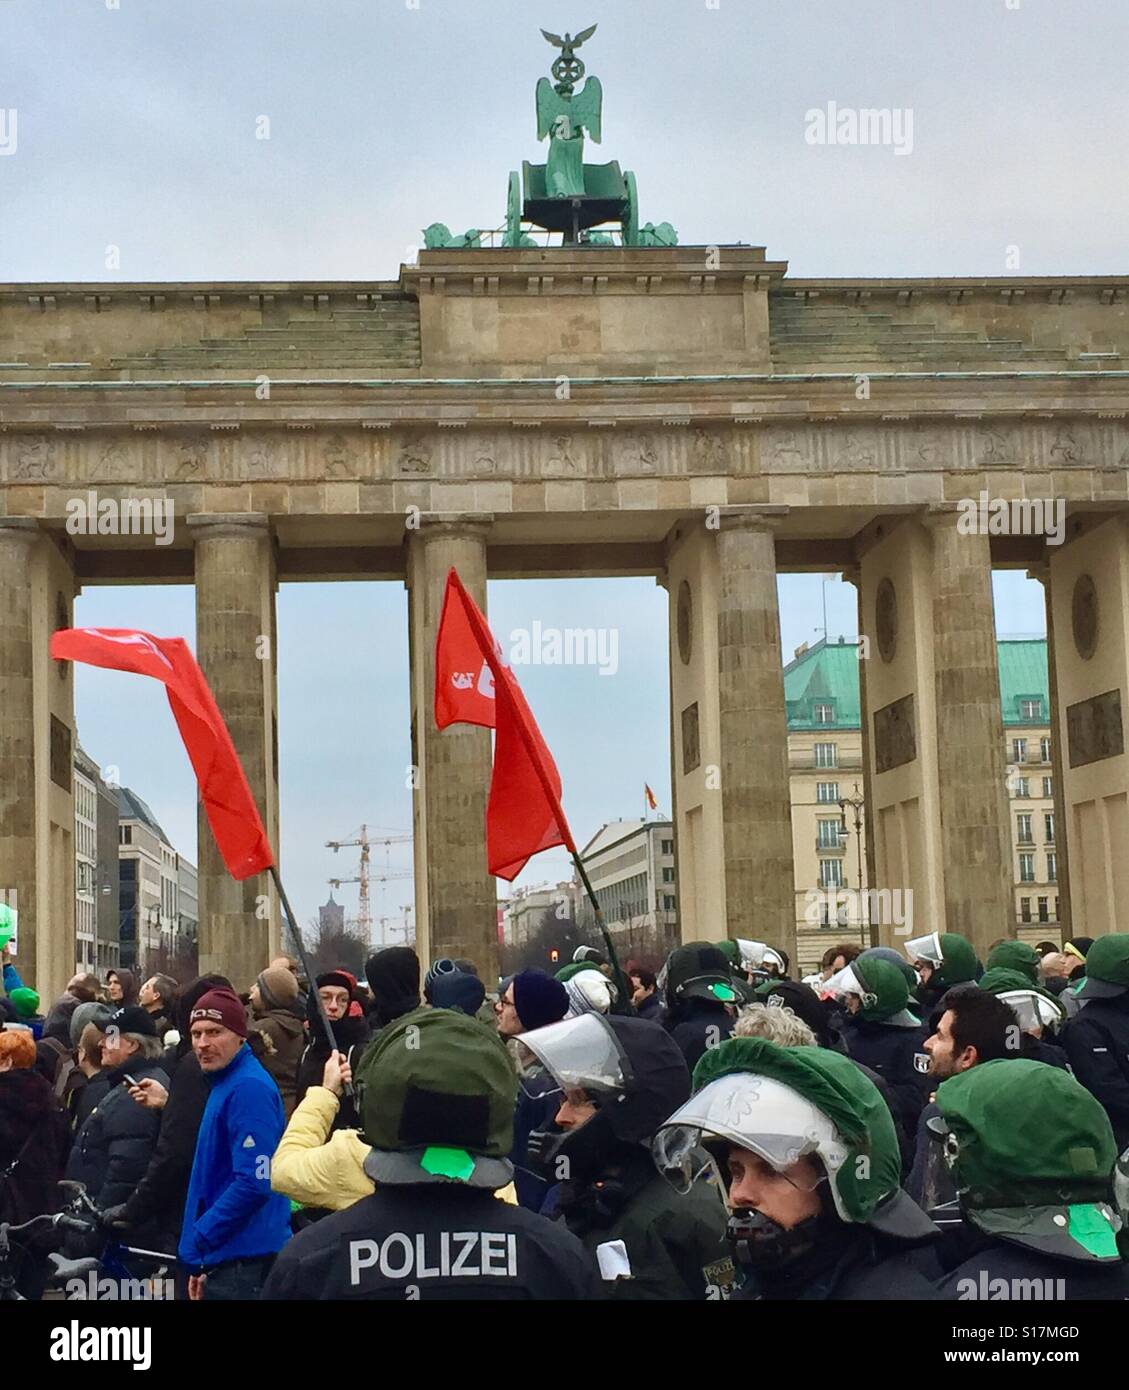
[1,926,1128,1302]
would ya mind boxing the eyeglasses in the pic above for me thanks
[495,995,516,1010]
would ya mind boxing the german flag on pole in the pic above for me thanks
[644,783,658,811]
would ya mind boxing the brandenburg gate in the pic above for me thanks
[2,243,1128,995]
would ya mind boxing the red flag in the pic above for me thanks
[434,573,500,730]
[434,570,576,880]
[50,628,274,880]
[644,783,658,811]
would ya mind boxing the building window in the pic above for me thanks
[1047,852,1057,883]
[1020,698,1042,720]
[1020,897,1031,923]
[1043,776,1053,799]
[661,867,675,884]
[818,902,832,928]
[814,703,834,724]
[1019,852,1035,883]
[1012,738,1028,764]
[663,894,676,911]
[817,819,844,850]
[819,859,844,889]
[660,839,673,855]
[119,824,132,845]
[1053,897,1059,921]
[814,743,837,768]
[1014,777,1030,799]
[816,782,840,803]
[1017,813,1033,844]
[1037,896,1049,923]
[1040,737,1051,762]
[1044,812,1054,844]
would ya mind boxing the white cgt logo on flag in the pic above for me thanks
[87,629,175,672]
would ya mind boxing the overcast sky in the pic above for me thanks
[5,0,1114,945]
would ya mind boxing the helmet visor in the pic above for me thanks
[822,963,873,1007]
[652,1073,832,1189]
[998,990,1063,1033]
[905,931,944,966]
[510,1013,627,1098]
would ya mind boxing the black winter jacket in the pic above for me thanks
[263,1185,600,1300]
[663,1000,734,1074]
[121,1050,209,1248]
[0,1068,71,1225]
[840,1016,931,1134]
[1063,994,1129,1149]
[65,1055,169,1235]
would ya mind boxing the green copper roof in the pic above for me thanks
[784,638,863,730]
[783,637,1048,732]
[996,639,1050,727]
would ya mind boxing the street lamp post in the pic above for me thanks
[838,783,870,948]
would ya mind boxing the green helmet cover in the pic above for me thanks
[985,940,1040,985]
[692,1036,902,1223]
[356,1006,517,1160]
[934,1056,1117,1223]
[934,933,978,987]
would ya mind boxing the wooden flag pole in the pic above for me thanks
[269,864,355,1100]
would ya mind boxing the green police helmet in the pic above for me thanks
[935,1058,1122,1260]
[355,1006,517,1190]
[653,1037,934,1241]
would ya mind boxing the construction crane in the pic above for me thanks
[325,825,412,943]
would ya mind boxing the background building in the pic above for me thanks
[575,819,678,965]
[786,636,1056,973]
[72,745,120,976]
[117,786,195,976]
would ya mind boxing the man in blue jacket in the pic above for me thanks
[178,986,291,1300]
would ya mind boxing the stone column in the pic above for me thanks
[188,515,279,990]
[0,521,40,982]
[1046,514,1129,938]
[1028,565,1072,940]
[924,507,1013,952]
[715,507,795,961]
[406,516,497,980]
[0,519,76,999]
[843,564,877,947]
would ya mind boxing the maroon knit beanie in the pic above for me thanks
[190,987,248,1039]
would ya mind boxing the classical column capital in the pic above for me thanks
[186,513,271,541]
[840,563,862,587]
[716,504,790,534]
[411,512,494,543]
[920,502,964,531]
[0,517,41,547]
[1026,563,1049,586]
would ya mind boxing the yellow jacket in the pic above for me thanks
[270,1086,518,1209]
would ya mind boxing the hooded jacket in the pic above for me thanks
[248,1006,306,1119]
[64,1053,170,1242]
[294,977,371,1132]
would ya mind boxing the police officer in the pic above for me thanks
[659,942,739,1071]
[824,955,932,1136]
[652,1036,939,1299]
[930,1058,1129,1299]
[976,965,1068,1067]
[262,1009,597,1299]
[517,1013,733,1299]
[904,930,979,1017]
[1062,933,1129,1150]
